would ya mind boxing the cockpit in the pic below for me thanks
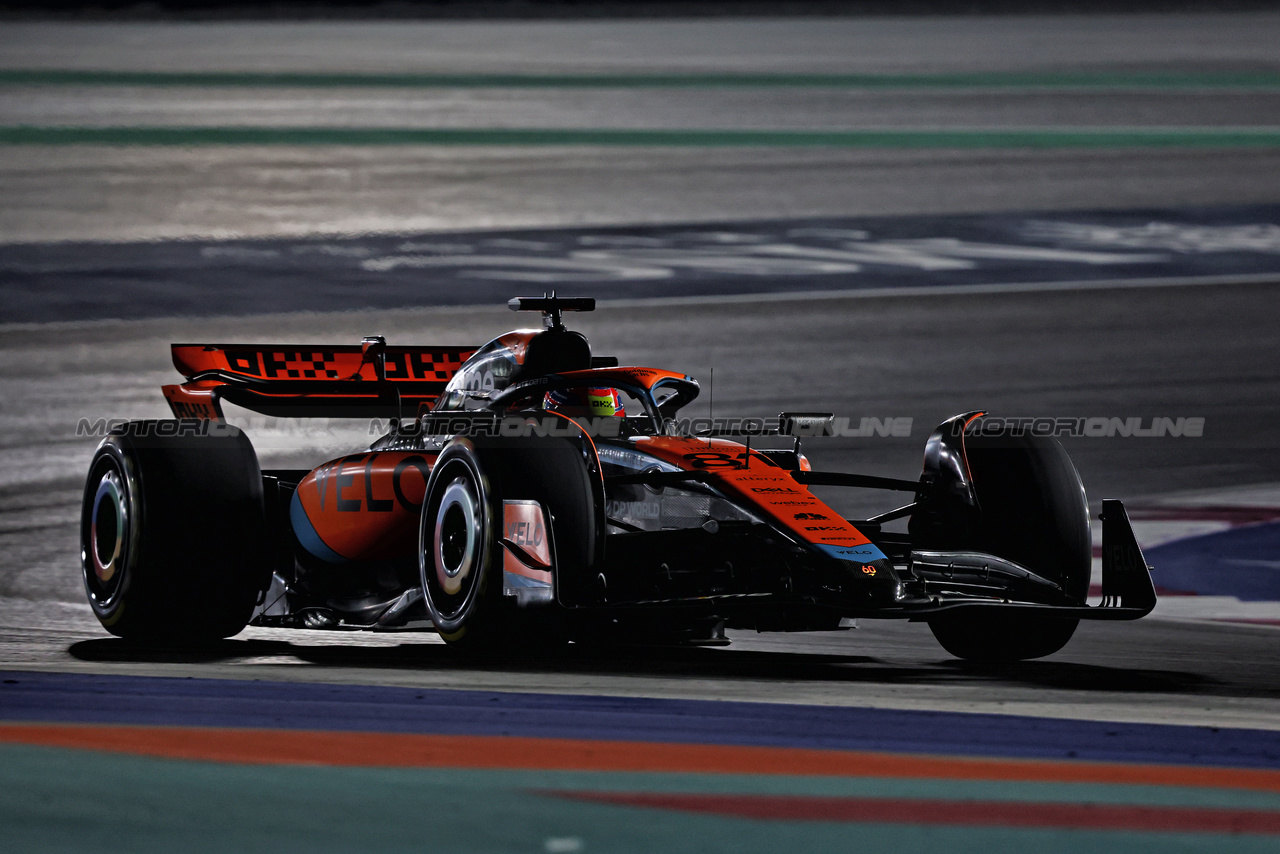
[430,294,699,437]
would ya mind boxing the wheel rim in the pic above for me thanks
[434,475,479,598]
[84,463,129,605]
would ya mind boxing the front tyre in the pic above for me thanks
[419,440,502,647]
[80,420,268,641]
[927,429,1091,662]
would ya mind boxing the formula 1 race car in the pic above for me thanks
[80,296,1156,660]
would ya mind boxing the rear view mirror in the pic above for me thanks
[779,412,834,437]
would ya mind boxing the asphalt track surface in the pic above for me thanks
[2,12,1280,853]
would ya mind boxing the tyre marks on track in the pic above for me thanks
[5,205,1280,324]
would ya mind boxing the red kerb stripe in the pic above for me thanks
[550,791,1280,834]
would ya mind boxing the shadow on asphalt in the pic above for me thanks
[65,635,1245,697]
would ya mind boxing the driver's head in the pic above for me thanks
[543,386,625,417]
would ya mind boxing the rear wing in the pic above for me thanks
[162,339,476,419]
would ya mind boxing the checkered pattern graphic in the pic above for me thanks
[386,348,476,382]
[207,345,476,383]
[278,352,341,379]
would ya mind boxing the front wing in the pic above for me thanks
[587,496,1154,622]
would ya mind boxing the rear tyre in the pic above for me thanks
[80,420,269,641]
[927,429,1091,661]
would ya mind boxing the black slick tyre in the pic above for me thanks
[927,429,1091,662]
[419,439,503,648]
[80,420,269,641]
[418,434,599,650]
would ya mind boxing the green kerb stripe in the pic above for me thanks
[3,69,1280,90]
[3,126,1280,148]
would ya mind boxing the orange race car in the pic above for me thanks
[80,296,1156,660]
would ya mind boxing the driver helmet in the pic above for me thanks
[543,386,626,417]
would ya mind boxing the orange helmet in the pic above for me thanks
[543,387,625,417]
